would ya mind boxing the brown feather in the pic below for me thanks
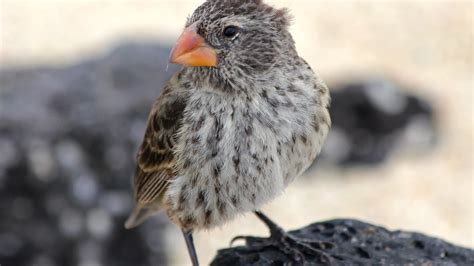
[133,86,187,205]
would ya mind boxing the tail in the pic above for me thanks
[124,205,160,229]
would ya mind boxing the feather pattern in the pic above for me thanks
[134,84,187,205]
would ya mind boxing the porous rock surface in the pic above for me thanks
[211,219,474,266]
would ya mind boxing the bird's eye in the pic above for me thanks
[223,26,238,38]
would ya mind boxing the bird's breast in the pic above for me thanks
[165,80,328,230]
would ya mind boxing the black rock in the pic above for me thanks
[320,79,437,166]
[211,219,473,266]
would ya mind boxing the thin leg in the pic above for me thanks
[182,230,199,266]
[254,211,285,236]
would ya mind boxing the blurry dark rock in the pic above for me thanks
[320,79,436,166]
[211,219,474,266]
[0,41,178,266]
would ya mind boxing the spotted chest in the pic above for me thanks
[165,69,329,230]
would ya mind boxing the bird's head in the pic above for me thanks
[169,0,295,91]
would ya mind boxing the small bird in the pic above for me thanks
[125,0,331,265]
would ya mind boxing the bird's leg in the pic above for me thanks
[231,211,335,265]
[254,210,287,238]
[182,230,199,266]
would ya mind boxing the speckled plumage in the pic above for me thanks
[126,0,331,233]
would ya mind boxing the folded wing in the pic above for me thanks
[125,86,187,228]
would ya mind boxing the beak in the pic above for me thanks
[169,23,218,67]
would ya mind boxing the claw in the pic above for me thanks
[229,235,247,246]
[246,212,337,264]
[297,241,333,264]
[230,235,269,247]
[230,233,335,264]
[301,239,335,250]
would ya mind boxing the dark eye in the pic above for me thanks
[223,26,238,38]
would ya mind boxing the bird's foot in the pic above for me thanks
[231,229,335,265]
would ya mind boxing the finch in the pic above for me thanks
[125,0,331,265]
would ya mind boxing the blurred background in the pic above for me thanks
[0,0,472,265]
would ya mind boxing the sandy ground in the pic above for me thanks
[1,0,472,265]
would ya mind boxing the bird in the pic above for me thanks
[124,0,331,265]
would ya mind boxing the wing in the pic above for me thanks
[134,85,187,205]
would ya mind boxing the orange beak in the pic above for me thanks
[169,23,218,67]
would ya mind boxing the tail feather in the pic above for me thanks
[124,205,159,229]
